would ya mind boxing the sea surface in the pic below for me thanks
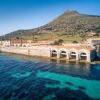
[0,53,100,100]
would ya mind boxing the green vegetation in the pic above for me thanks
[72,41,78,43]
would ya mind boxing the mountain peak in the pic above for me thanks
[63,10,80,16]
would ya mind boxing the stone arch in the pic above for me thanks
[69,49,78,59]
[60,50,67,58]
[70,51,77,59]
[79,49,88,61]
[50,50,57,58]
[80,52,87,60]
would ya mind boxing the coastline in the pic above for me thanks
[0,46,99,64]
[1,51,99,65]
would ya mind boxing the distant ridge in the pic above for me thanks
[3,10,100,39]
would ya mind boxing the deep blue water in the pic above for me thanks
[0,53,100,100]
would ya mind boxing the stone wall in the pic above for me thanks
[0,45,96,62]
[1,46,51,58]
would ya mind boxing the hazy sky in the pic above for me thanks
[0,0,100,35]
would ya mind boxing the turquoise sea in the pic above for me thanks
[0,53,100,100]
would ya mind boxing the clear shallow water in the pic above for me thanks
[0,53,100,100]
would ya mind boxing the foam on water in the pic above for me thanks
[36,70,100,99]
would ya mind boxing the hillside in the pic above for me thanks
[42,11,100,34]
[2,11,100,41]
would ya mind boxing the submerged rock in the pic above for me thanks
[11,71,32,78]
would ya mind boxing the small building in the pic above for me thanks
[10,39,31,47]
[0,40,10,47]
[31,41,53,46]
[10,39,52,47]
[86,38,100,45]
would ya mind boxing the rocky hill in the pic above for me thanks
[2,11,100,39]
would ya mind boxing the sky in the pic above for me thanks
[0,0,100,35]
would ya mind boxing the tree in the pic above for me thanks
[72,41,78,43]
[16,37,19,40]
[53,40,59,45]
[94,33,100,36]
[58,39,64,45]
[53,39,64,45]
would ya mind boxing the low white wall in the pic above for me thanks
[29,46,50,57]
[1,47,28,55]
[0,46,96,62]
[1,46,51,58]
